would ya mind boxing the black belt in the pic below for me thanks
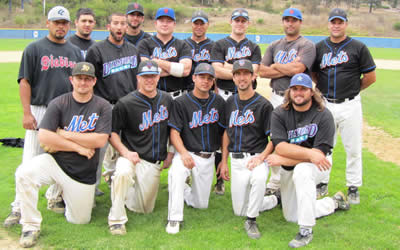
[145,159,161,164]
[326,96,355,104]
[231,152,256,159]
[193,152,213,159]
[273,90,285,97]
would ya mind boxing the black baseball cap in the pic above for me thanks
[232,59,253,73]
[192,10,208,23]
[137,60,160,76]
[72,62,95,77]
[231,8,249,20]
[194,63,215,77]
[329,8,348,22]
[126,3,144,15]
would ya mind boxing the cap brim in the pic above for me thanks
[232,15,249,20]
[194,71,215,77]
[126,10,144,15]
[289,83,312,88]
[282,15,302,20]
[138,71,160,76]
[72,73,95,77]
[192,17,208,23]
[48,17,70,22]
[329,16,347,22]
[156,14,175,21]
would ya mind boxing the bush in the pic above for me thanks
[394,22,400,31]
[256,18,264,25]
[14,15,25,26]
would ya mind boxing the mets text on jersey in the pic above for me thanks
[139,105,169,131]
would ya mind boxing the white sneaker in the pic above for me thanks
[166,220,180,234]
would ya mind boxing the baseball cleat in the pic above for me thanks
[244,220,261,239]
[348,186,360,204]
[332,191,350,211]
[95,188,104,196]
[289,232,313,248]
[47,199,65,214]
[109,224,126,235]
[214,179,225,195]
[19,230,40,248]
[264,187,279,196]
[166,220,180,234]
[316,183,328,199]
[3,211,21,228]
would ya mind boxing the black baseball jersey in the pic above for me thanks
[86,39,140,104]
[112,90,173,162]
[18,37,83,106]
[39,93,112,184]
[210,36,261,92]
[125,30,152,47]
[261,36,315,92]
[138,36,192,92]
[225,92,272,153]
[271,103,335,169]
[67,34,95,59]
[313,36,376,99]
[183,37,214,91]
[168,91,226,152]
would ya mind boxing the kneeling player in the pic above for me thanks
[12,62,111,248]
[166,63,226,234]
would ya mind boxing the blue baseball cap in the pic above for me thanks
[282,8,302,21]
[231,8,249,20]
[155,7,176,21]
[289,73,312,88]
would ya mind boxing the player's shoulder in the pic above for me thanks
[315,37,330,48]
[92,94,112,107]
[255,92,273,107]
[346,37,368,50]
[212,92,226,103]
[158,90,174,103]
[89,39,107,49]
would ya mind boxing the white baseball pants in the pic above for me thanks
[15,153,95,232]
[322,95,363,187]
[108,157,161,226]
[167,152,215,221]
[230,153,268,218]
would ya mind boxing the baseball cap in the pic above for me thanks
[192,10,208,23]
[48,6,70,22]
[72,62,95,78]
[289,73,312,89]
[231,8,249,20]
[232,59,253,73]
[282,8,302,21]
[126,3,144,15]
[194,63,215,77]
[155,7,176,21]
[137,60,161,76]
[328,8,348,22]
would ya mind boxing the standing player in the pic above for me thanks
[166,63,226,234]
[138,7,192,98]
[125,2,151,46]
[265,73,350,248]
[68,8,96,59]
[107,61,173,235]
[258,7,316,196]
[11,62,111,248]
[312,8,376,204]
[211,8,261,101]
[218,59,274,239]
[3,6,82,228]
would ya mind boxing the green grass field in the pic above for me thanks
[0,45,399,248]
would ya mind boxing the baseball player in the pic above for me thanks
[166,63,226,234]
[68,8,96,59]
[211,8,261,101]
[218,59,274,239]
[107,60,173,235]
[258,7,316,197]
[125,2,151,46]
[12,62,111,248]
[264,73,350,248]
[138,7,193,98]
[3,6,83,228]
[312,8,376,204]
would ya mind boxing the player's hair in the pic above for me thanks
[281,87,325,111]
[107,13,125,24]
[76,8,95,20]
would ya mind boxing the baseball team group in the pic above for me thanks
[3,3,376,248]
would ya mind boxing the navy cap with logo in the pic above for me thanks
[72,62,95,77]
[48,6,70,22]
[155,7,176,21]
[231,8,249,20]
[328,8,348,22]
[137,60,161,76]
[289,73,313,89]
[126,3,144,15]
[194,63,215,77]
[232,59,253,73]
[282,8,302,21]
[192,10,208,23]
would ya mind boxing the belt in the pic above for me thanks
[326,96,355,104]
[273,89,285,97]
[193,152,213,159]
[146,159,161,164]
[231,152,256,159]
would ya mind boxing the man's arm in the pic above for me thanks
[153,58,192,77]
[360,70,376,90]
[246,141,274,170]
[258,64,286,79]
[170,128,195,169]
[216,131,230,180]
[272,60,306,77]
[57,129,108,149]
[212,62,233,80]
[19,78,36,130]
[109,132,140,164]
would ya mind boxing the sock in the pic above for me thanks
[247,217,256,221]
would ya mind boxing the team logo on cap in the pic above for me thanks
[164,8,168,13]
[134,3,139,8]
[297,75,303,81]
[81,64,90,72]
[289,9,294,14]
[239,60,245,66]
[58,9,65,15]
